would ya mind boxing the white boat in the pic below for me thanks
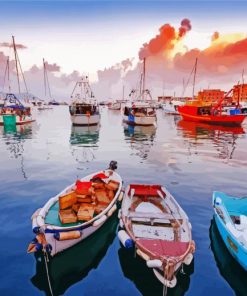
[162,99,185,115]
[118,184,195,288]
[69,77,100,126]
[28,161,123,256]
[108,101,121,110]
[123,58,157,126]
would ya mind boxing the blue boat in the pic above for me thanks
[212,191,247,271]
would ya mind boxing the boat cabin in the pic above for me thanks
[124,106,155,117]
[69,103,99,116]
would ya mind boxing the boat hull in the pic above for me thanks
[0,114,35,125]
[178,106,246,126]
[123,115,156,126]
[119,184,195,287]
[212,192,247,271]
[30,169,122,256]
[71,114,100,126]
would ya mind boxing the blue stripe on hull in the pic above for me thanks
[214,213,247,271]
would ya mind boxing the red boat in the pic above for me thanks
[179,58,247,126]
[118,184,195,288]
[178,100,247,126]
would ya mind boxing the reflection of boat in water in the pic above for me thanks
[124,124,156,160]
[70,125,99,146]
[118,246,194,296]
[70,125,100,165]
[0,123,32,179]
[210,219,247,296]
[31,213,119,296]
[177,119,245,137]
[176,119,245,162]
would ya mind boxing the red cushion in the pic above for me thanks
[76,180,92,190]
[92,173,108,179]
[138,239,189,257]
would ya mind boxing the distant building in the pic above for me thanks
[197,89,225,104]
[157,96,173,103]
[232,84,247,102]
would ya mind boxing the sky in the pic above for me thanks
[0,1,247,100]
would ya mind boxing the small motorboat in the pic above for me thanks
[27,161,123,257]
[118,184,195,288]
[108,101,121,110]
[212,191,247,271]
[162,99,184,115]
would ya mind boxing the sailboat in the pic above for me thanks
[123,58,157,126]
[178,59,247,126]
[0,36,35,126]
[38,58,54,109]
[69,76,100,126]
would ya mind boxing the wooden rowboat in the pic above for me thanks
[27,161,122,256]
[118,184,195,288]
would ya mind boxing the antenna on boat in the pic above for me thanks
[192,58,198,99]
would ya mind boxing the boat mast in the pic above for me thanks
[12,36,21,94]
[43,58,52,99]
[43,58,47,97]
[2,56,11,92]
[142,57,146,100]
[122,85,125,101]
[192,58,197,99]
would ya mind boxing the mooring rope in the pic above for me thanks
[43,251,54,296]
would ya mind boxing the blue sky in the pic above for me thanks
[0,1,247,74]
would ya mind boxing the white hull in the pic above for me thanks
[31,169,122,256]
[123,115,156,126]
[71,114,100,126]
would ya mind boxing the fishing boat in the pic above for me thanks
[69,76,100,126]
[0,93,34,125]
[0,37,35,125]
[162,99,184,115]
[212,191,247,271]
[178,59,247,126]
[118,184,195,288]
[27,161,123,257]
[123,58,157,126]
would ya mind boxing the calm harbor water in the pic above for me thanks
[0,106,246,296]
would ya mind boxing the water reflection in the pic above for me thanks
[176,120,245,162]
[210,219,247,296]
[124,124,156,160]
[31,213,118,296]
[70,125,99,166]
[118,247,194,296]
[0,124,33,179]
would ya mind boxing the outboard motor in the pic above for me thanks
[109,160,118,171]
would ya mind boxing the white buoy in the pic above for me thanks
[93,215,107,227]
[147,259,163,268]
[107,204,117,217]
[119,218,124,228]
[118,192,124,202]
[118,209,122,219]
[183,253,193,265]
[118,230,134,248]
